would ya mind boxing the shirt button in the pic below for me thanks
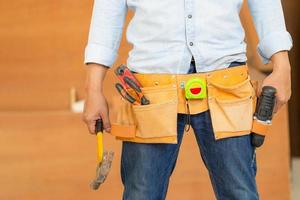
[189,42,193,46]
[188,14,192,19]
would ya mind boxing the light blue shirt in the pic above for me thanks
[84,0,293,74]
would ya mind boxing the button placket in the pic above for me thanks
[185,0,195,52]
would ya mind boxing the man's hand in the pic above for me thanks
[261,51,292,113]
[82,64,111,134]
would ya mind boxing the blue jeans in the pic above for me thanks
[121,61,259,200]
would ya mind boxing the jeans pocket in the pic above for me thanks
[251,148,257,176]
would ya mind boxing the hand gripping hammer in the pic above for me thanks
[90,119,114,190]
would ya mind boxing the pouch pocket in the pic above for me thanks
[131,84,178,139]
[132,100,178,138]
[209,96,253,133]
[110,99,136,138]
[207,75,256,136]
[208,76,254,100]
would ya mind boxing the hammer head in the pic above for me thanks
[90,150,114,190]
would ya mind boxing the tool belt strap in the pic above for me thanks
[133,65,249,114]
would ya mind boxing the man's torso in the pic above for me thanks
[126,0,247,74]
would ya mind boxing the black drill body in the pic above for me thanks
[251,86,276,147]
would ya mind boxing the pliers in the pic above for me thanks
[115,65,150,105]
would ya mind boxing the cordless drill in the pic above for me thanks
[251,86,277,147]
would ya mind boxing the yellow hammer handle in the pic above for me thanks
[97,132,103,163]
[95,119,104,163]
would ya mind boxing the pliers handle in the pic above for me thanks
[115,65,150,105]
[123,77,150,105]
[115,83,140,105]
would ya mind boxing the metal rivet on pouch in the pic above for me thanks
[155,81,159,85]
[180,81,185,88]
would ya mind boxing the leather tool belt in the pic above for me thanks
[109,64,261,144]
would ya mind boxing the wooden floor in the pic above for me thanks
[0,107,291,200]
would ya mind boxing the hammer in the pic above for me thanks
[90,119,114,190]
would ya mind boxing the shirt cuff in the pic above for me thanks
[257,31,293,64]
[84,43,118,67]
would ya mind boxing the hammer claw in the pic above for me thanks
[90,151,114,190]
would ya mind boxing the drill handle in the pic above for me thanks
[251,86,277,148]
[254,86,277,122]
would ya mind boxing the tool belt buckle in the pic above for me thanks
[184,78,207,100]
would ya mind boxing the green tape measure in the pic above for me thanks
[185,78,207,99]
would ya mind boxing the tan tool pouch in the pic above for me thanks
[111,84,179,144]
[206,68,257,139]
[110,65,258,143]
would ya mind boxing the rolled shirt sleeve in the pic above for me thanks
[84,0,128,67]
[248,0,293,64]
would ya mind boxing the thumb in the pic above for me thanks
[100,111,111,133]
[256,83,262,98]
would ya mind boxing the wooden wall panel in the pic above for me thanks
[283,0,300,157]
[0,1,92,110]
[0,0,292,199]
